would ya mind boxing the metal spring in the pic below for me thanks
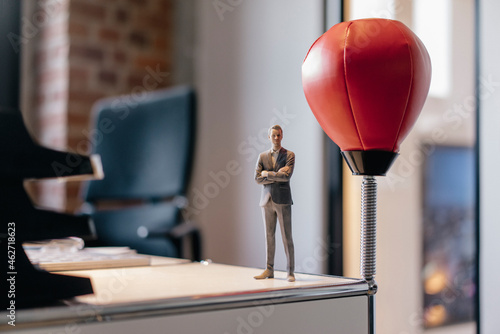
[360,175,377,282]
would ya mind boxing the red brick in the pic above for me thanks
[69,90,105,105]
[154,36,168,52]
[136,13,169,31]
[134,56,168,71]
[70,45,104,62]
[30,0,176,213]
[113,50,128,63]
[65,181,83,200]
[70,1,106,21]
[68,128,92,150]
[66,183,81,198]
[66,187,84,213]
[68,123,89,137]
[67,111,90,127]
[128,0,149,6]
[99,28,120,42]
[128,31,149,48]
[127,73,147,88]
[67,98,92,112]
[159,0,173,11]
[69,22,89,37]
[98,70,118,85]
[69,67,90,82]
[69,80,89,92]
[127,69,170,89]
[115,8,129,23]
[67,126,94,154]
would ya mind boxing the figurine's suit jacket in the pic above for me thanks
[255,147,295,206]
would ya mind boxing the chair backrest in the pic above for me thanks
[81,86,198,258]
[83,86,195,203]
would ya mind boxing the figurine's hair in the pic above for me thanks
[268,125,283,136]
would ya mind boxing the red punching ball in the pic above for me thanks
[302,18,431,175]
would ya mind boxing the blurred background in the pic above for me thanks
[14,0,481,333]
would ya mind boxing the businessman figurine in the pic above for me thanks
[254,125,295,282]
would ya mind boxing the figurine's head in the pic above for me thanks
[268,125,283,149]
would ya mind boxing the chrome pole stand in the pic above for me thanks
[360,176,378,334]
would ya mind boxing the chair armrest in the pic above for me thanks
[137,220,202,261]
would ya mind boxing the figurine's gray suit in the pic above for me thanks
[255,147,295,275]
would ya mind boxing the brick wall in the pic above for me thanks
[27,0,174,212]
[65,0,173,211]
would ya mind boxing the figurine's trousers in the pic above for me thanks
[261,200,294,275]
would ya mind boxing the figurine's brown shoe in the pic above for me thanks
[287,274,295,282]
[254,269,274,279]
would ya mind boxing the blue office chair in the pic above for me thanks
[81,86,201,260]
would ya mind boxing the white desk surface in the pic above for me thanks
[66,262,365,305]
[4,261,368,330]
